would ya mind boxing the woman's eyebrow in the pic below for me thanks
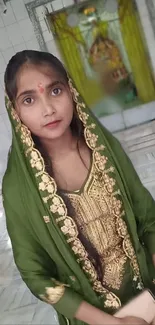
[17,80,65,100]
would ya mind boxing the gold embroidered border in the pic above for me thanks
[5,79,143,310]
[40,284,66,305]
[69,81,143,291]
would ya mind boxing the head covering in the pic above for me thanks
[3,76,154,319]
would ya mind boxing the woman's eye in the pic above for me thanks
[23,97,34,105]
[52,88,61,96]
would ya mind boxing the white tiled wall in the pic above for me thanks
[34,0,71,59]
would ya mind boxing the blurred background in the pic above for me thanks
[0,0,155,324]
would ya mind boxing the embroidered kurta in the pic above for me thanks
[64,153,138,302]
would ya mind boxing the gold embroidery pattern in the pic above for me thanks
[66,153,127,290]
[69,82,143,290]
[39,278,69,304]
[43,216,50,224]
[69,275,76,282]
[40,285,65,304]
[5,79,143,309]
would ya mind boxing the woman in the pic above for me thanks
[2,50,155,325]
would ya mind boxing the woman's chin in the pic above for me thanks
[40,128,66,141]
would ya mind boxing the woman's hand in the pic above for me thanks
[121,316,148,325]
[75,301,149,325]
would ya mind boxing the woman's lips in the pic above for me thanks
[44,120,61,128]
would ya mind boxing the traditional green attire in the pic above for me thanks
[2,79,155,325]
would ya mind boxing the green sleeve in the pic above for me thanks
[103,127,155,255]
[4,200,83,319]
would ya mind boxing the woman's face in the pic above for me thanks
[15,63,74,141]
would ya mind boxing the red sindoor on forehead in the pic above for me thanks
[38,83,44,94]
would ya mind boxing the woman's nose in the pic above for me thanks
[42,99,55,117]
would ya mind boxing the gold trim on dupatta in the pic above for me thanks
[5,79,143,310]
[39,279,69,305]
[40,286,66,305]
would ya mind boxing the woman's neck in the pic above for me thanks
[40,128,78,160]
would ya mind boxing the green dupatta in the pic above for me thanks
[2,79,155,324]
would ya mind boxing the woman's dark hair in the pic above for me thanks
[5,50,103,282]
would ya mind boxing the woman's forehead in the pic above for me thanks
[16,64,63,92]
[19,63,60,81]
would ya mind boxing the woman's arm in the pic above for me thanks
[75,302,148,325]
[76,301,121,325]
